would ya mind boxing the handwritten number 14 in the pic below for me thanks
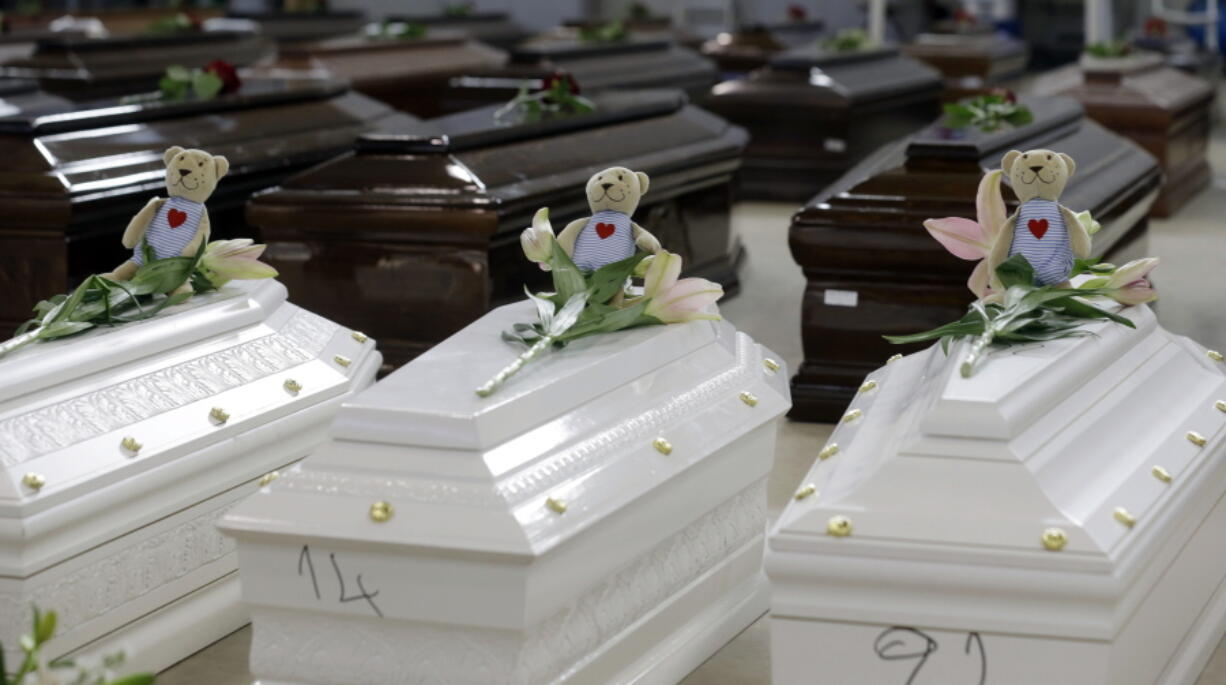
[298,545,383,618]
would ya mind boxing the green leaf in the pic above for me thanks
[548,239,585,303]
[37,321,94,340]
[130,256,196,295]
[996,255,1035,289]
[105,674,156,685]
[558,301,650,341]
[586,252,647,304]
[34,609,55,644]
[165,64,191,82]
[192,70,224,100]
[1048,295,1135,327]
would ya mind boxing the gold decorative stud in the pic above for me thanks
[352,331,369,344]
[1152,465,1173,484]
[546,497,568,514]
[120,436,142,454]
[858,380,878,394]
[739,392,759,407]
[1187,431,1207,447]
[1216,400,1226,413]
[284,379,302,394]
[21,473,45,492]
[369,500,393,523]
[334,355,351,368]
[1041,527,1068,551]
[818,443,839,460]
[841,408,863,424]
[1209,350,1223,362]
[652,437,673,455]
[763,358,780,373]
[259,471,280,487]
[794,484,817,501]
[209,407,230,424]
[887,354,903,364]
[826,515,853,537]
[1114,507,1136,528]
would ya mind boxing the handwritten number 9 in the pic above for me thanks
[874,627,986,684]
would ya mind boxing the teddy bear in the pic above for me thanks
[555,166,662,272]
[103,146,229,294]
[986,148,1092,289]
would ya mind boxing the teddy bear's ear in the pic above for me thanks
[214,155,230,180]
[635,171,650,195]
[163,146,184,166]
[1059,153,1076,178]
[1001,150,1021,175]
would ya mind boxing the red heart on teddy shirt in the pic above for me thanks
[167,208,187,228]
[595,222,615,239]
[1027,218,1048,239]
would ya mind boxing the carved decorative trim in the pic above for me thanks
[0,308,336,467]
[249,481,766,685]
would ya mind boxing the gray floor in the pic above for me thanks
[160,130,1226,684]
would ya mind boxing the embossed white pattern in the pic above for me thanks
[0,309,336,467]
[249,482,766,685]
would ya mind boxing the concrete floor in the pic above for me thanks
[159,132,1226,685]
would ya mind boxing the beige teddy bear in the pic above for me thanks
[986,148,1091,290]
[103,146,229,294]
[556,166,662,272]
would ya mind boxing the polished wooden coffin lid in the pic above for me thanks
[903,32,1029,80]
[700,20,825,72]
[507,35,717,93]
[386,11,531,48]
[1028,52,1215,125]
[275,29,506,77]
[227,10,365,42]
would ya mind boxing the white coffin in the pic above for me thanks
[219,300,790,685]
[0,280,379,672]
[767,304,1226,685]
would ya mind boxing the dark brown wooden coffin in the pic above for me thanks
[700,20,826,74]
[227,10,366,43]
[701,44,943,201]
[246,90,747,369]
[270,31,507,118]
[903,32,1029,101]
[1028,53,1213,217]
[787,96,1162,421]
[0,31,274,98]
[0,77,416,334]
[386,12,531,49]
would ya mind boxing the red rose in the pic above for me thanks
[540,71,580,96]
[787,4,807,21]
[1143,17,1167,37]
[204,59,242,95]
[988,87,1017,103]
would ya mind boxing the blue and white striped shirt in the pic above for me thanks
[1009,199,1073,286]
[571,209,635,272]
[132,196,205,265]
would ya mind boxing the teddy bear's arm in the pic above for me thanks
[631,222,662,254]
[182,210,211,256]
[121,197,165,249]
[555,218,587,256]
[985,213,1018,292]
[1059,205,1092,258]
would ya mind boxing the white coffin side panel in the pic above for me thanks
[0,280,380,671]
[221,300,791,685]
[768,304,1226,684]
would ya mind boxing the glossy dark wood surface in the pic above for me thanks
[0,77,416,334]
[903,33,1029,101]
[1029,57,1214,217]
[228,10,366,43]
[247,90,747,370]
[386,12,531,49]
[700,20,825,74]
[701,45,943,201]
[787,96,1162,421]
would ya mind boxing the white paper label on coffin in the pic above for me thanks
[768,303,1226,685]
[0,279,380,674]
[220,299,791,685]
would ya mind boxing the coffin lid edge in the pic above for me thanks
[905,95,1084,161]
[30,29,258,52]
[769,43,901,69]
[511,36,676,61]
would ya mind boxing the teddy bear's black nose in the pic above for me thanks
[1029,166,1043,173]
[179,168,191,176]
[601,183,613,190]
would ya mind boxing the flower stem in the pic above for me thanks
[475,335,555,397]
[0,329,41,359]
[960,327,996,378]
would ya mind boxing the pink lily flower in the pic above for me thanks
[199,238,278,287]
[1098,258,1159,305]
[922,169,1006,299]
[640,251,724,323]
[520,207,555,270]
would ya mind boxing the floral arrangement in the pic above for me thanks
[943,90,1033,132]
[1,607,154,685]
[886,169,1159,377]
[444,2,474,17]
[822,28,870,52]
[1143,17,1168,38]
[0,239,276,360]
[493,72,594,125]
[475,209,723,396]
[145,11,201,36]
[579,19,629,43]
[1085,40,1132,58]
[157,61,241,101]
[368,20,427,39]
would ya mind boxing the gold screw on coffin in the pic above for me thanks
[826,515,853,537]
[120,436,142,455]
[859,380,878,394]
[259,471,280,487]
[841,408,863,424]
[763,358,780,373]
[1187,431,1207,448]
[739,392,759,407]
[1114,507,1137,528]
[284,379,303,394]
[21,473,45,492]
[1152,466,1173,484]
[352,331,369,344]
[818,444,839,460]
[1041,528,1068,551]
[1216,400,1226,414]
[652,438,673,455]
[334,355,351,368]
[1209,350,1224,362]
[369,500,393,523]
[546,497,568,514]
[794,484,817,501]
[887,354,903,364]
[209,407,230,425]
